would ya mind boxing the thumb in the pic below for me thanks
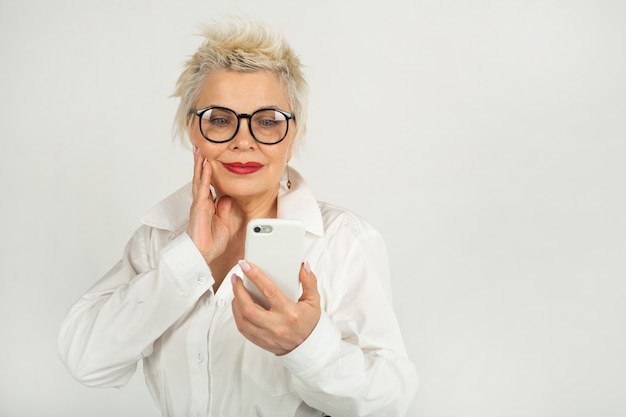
[299,261,319,302]
[215,195,232,221]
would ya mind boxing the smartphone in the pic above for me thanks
[243,218,305,309]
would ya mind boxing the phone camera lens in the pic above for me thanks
[253,226,261,233]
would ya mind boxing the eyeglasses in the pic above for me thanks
[194,106,294,145]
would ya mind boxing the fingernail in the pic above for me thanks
[193,146,198,154]
[203,159,207,167]
[230,273,238,285]
[304,260,312,273]
[238,260,251,272]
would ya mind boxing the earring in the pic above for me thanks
[286,164,292,190]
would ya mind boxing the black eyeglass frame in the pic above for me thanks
[194,106,295,145]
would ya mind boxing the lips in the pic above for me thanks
[221,162,264,175]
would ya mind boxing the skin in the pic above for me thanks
[186,70,321,355]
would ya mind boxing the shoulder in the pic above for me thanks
[313,201,393,303]
[318,201,384,243]
[119,184,192,268]
[139,183,192,234]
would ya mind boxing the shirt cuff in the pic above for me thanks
[159,232,214,296]
[279,311,342,378]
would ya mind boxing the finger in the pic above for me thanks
[197,158,213,201]
[298,261,320,303]
[231,274,267,327]
[239,260,290,310]
[192,146,203,194]
[231,273,256,306]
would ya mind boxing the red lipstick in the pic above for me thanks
[222,162,263,175]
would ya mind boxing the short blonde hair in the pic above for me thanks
[173,17,309,149]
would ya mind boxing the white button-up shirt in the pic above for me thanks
[58,169,418,417]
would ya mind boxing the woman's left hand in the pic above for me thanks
[231,261,321,355]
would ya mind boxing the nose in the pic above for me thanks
[229,116,256,149]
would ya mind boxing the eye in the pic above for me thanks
[201,108,236,128]
[253,110,287,130]
[259,118,277,127]
[211,117,229,126]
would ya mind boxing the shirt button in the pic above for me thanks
[217,298,225,307]
[197,275,207,285]
[197,353,204,362]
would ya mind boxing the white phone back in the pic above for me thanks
[243,218,305,309]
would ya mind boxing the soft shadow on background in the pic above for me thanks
[1,1,625,416]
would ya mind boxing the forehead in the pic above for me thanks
[196,70,290,111]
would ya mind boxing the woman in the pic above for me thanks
[58,17,418,417]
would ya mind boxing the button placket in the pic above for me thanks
[187,296,213,416]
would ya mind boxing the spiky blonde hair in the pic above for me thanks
[173,17,309,149]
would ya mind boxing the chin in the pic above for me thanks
[214,180,269,199]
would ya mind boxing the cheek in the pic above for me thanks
[266,147,291,168]
[278,136,295,163]
[197,144,222,163]
[209,160,221,178]
[189,127,203,149]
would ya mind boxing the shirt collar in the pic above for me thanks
[139,168,325,237]
[278,168,324,236]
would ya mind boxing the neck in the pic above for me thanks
[216,186,279,232]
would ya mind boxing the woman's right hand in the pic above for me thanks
[187,147,232,265]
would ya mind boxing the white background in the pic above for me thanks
[1,0,625,416]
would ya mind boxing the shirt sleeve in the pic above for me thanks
[279,226,418,417]
[57,226,212,388]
